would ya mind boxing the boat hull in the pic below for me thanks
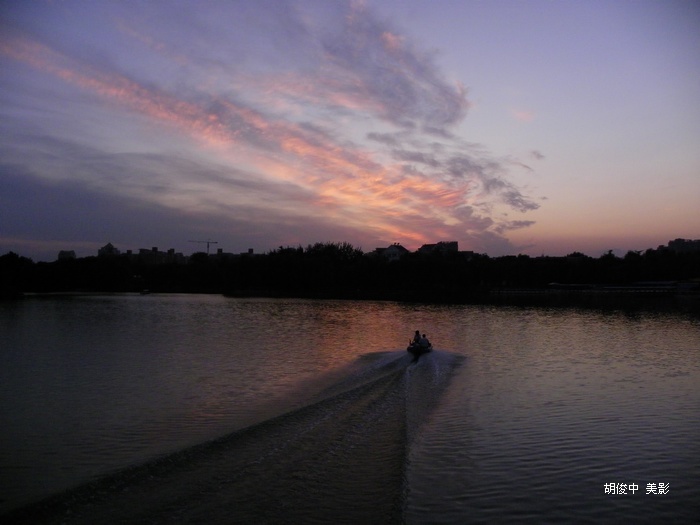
[407,343,432,359]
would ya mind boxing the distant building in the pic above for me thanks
[138,247,167,265]
[57,250,76,260]
[214,247,237,261]
[98,243,120,257]
[418,241,458,255]
[667,238,700,253]
[167,248,187,264]
[374,243,410,261]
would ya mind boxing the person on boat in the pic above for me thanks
[419,333,431,349]
[412,330,421,345]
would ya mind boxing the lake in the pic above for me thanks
[1,295,699,523]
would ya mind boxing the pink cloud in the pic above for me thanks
[512,109,536,122]
[1,3,539,256]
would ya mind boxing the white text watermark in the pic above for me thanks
[604,483,669,495]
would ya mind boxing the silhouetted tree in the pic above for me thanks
[0,252,34,298]
[4,242,699,301]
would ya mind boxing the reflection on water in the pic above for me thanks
[0,296,434,512]
[1,296,699,522]
[406,307,700,523]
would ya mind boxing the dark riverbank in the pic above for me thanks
[2,243,699,311]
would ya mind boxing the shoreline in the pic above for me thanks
[5,287,699,314]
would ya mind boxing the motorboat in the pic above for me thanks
[407,340,432,360]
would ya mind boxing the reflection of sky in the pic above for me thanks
[1,1,699,261]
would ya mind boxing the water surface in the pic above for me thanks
[1,295,698,523]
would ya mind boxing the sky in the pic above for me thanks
[1,0,699,261]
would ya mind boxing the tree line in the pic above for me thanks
[1,242,699,302]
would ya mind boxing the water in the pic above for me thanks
[1,295,698,523]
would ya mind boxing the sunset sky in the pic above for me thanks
[2,0,699,261]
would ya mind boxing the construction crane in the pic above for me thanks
[188,239,219,254]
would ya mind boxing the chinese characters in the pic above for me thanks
[604,483,669,495]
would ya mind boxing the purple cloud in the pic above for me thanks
[0,0,541,260]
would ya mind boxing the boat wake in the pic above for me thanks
[5,350,462,525]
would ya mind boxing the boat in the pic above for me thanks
[407,340,432,360]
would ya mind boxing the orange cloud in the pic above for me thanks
[1,30,527,250]
[1,34,235,148]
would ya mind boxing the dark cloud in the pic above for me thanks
[494,220,537,234]
[0,162,379,260]
[392,149,441,168]
[320,3,468,131]
[421,125,456,140]
[501,190,540,213]
[435,152,538,213]
[0,163,186,246]
[366,132,401,147]
[0,128,315,205]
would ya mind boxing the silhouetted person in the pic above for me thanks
[419,333,431,349]
[408,331,431,363]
